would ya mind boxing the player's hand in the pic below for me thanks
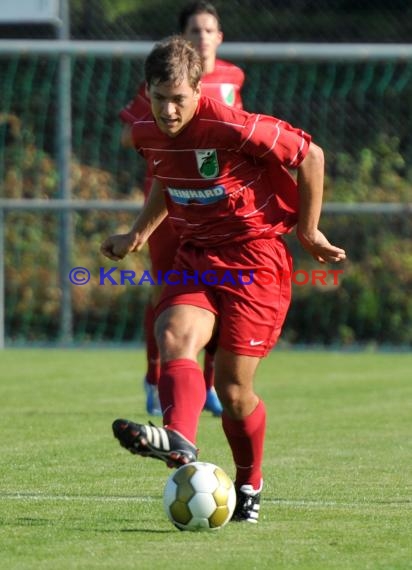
[297,229,346,263]
[100,232,143,261]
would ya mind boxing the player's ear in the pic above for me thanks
[194,80,202,100]
[217,30,223,46]
[144,82,150,99]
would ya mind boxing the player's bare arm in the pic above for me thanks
[101,179,167,261]
[296,142,346,264]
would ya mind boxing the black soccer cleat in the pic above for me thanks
[112,419,198,468]
[231,483,262,523]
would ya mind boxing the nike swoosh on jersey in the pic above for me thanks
[249,339,264,346]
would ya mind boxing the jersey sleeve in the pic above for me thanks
[239,113,311,168]
[119,84,150,124]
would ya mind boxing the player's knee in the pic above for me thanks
[155,320,203,359]
[216,383,255,417]
[156,326,183,352]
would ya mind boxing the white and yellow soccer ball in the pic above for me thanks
[163,461,237,531]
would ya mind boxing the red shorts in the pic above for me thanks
[156,237,293,357]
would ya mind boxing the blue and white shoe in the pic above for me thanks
[203,387,223,417]
[143,377,162,416]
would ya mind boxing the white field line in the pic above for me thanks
[1,493,409,508]
[0,493,156,503]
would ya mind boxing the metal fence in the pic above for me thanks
[1,41,411,348]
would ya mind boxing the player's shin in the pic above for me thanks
[222,399,266,491]
[159,358,206,444]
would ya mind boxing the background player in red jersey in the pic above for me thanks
[120,1,245,417]
[102,36,346,523]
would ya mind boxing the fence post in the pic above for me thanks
[0,208,4,349]
[57,0,73,344]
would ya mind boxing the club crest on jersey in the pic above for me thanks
[220,84,235,106]
[195,149,219,179]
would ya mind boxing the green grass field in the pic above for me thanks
[1,349,411,570]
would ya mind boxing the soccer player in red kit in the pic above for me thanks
[120,1,244,417]
[102,37,346,523]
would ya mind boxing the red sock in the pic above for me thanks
[222,400,266,490]
[144,303,160,386]
[159,359,206,443]
[203,350,215,391]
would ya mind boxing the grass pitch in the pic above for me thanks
[1,348,411,570]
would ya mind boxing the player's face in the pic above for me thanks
[147,77,201,137]
[183,13,223,65]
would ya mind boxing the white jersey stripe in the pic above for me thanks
[259,125,281,158]
[190,225,273,241]
[289,135,306,166]
[199,118,247,129]
[238,114,261,151]
[243,194,275,218]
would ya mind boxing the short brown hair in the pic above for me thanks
[145,35,203,89]
[178,1,221,33]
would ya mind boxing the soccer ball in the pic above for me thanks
[163,461,236,531]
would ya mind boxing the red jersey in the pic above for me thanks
[130,96,311,247]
